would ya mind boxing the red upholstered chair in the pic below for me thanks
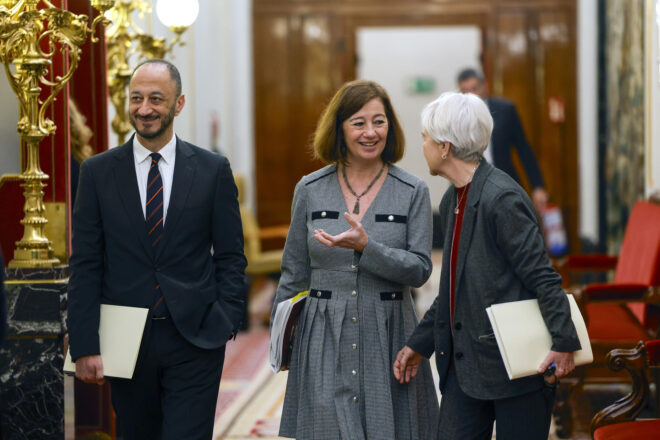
[557,201,660,340]
[553,200,660,436]
[591,339,660,440]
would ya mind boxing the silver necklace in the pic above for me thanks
[341,163,386,214]
[454,165,478,215]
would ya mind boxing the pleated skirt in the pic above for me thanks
[279,271,439,440]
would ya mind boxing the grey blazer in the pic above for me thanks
[407,161,580,400]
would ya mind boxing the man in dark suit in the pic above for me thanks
[67,59,247,439]
[457,68,549,214]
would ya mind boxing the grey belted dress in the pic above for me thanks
[273,164,439,440]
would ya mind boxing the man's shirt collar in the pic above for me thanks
[133,134,177,165]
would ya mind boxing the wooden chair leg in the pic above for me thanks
[553,376,581,438]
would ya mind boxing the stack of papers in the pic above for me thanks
[486,294,593,380]
[269,290,309,373]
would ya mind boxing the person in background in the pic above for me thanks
[67,59,246,440]
[394,92,580,440]
[272,79,439,439]
[69,99,95,204]
[457,68,549,214]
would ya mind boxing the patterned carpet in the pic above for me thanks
[213,327,278,439]
[216,368,287,439]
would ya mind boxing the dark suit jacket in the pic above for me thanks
[407,161,580,400]
[67,136,247,360]
[0,250,6,345]
[487,97,544,189]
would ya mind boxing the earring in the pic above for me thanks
[441,154,447,160]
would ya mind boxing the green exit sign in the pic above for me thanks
[407,77,436,94]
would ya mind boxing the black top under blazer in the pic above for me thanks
[407,161,580,400]
[67,136,247,360]
[487,97,544,189]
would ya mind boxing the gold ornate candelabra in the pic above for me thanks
[0,0,114,268]
[105,0,198,144]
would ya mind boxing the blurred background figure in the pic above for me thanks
[457,68,549,215]
[69,99,95,204]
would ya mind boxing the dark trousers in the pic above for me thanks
[437,369,556,440]
[109,318,226,440]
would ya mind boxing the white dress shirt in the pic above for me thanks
[133,134,176,225]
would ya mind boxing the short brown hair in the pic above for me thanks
[313,80,405,164]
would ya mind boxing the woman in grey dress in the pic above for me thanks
[272,80,439,439]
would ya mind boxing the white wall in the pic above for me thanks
[356,26,482,210]
[578,0,598,242]
[0,76,21,176]
[647,0,660,195]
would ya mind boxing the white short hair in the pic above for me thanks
[421,92,493,162]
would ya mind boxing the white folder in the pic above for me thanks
[486,294,593,380]
[64,304,149,379]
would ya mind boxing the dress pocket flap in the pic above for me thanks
[380,291,403,301]
[309,289,332,299]
[311,210,340,220]
[375,214,407,224]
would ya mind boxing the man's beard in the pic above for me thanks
[130,103,176,140]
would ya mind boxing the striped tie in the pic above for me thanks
[146,152,167,317]
[146,153,164,247]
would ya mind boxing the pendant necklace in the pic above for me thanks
[454,186,468,215]
[454,164,479,215]
[342,162,386,214]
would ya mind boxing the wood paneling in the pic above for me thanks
[253,14,335,225]
[536,9,578,251]
[494,8,578,250]
[253,14,292,226]
[254,0,579,251]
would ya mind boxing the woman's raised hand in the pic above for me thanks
[314,212,369,252]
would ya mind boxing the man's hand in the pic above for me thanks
[532,188,549,215]
[75,354,105,385]
[313,212,369,252]
[538,350,575,383]
[393,346,423,384]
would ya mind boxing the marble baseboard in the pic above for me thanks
[1,267,68,439]
[0,337,64,438]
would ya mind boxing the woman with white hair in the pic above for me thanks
[393,92,580,439]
